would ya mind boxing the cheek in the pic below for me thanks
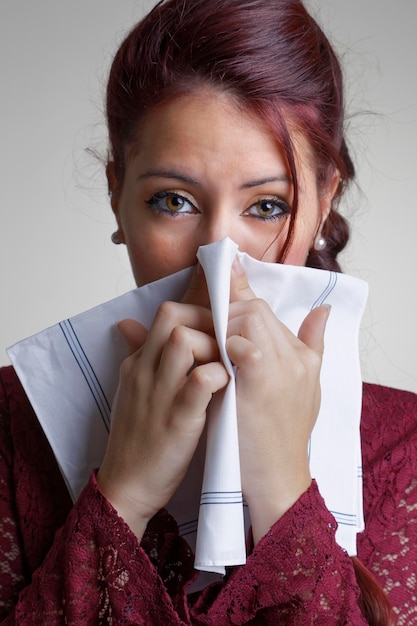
[127,234,197,286]
[125,234,165,286]
[254,219,313,266]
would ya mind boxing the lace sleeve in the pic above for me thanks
[3,476,365,625]
[0,380,25,617]
[358,383,417,624]
[0,365,366,624]
[190,481,367,625]
[0,361,195,624]
[4,473,196,625]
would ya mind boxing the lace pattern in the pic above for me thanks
[191,482,366,624]
[10,475,367,625]
[1,366,417,623]
[358,383,417,624]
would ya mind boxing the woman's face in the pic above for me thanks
[110,91,336,286]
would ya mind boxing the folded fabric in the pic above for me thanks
[8,237,368,580]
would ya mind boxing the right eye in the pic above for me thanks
[145,191,197,215]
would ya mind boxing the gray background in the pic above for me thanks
[1,0,416,393]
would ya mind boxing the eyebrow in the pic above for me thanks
[136,169,291,188]
[242,175,291,189]
[136,169,200,186]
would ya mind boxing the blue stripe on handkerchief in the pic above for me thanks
[200,491,243,506]
[59,319,111,431]
[331,510,358,527]
[178,519,198,537]
[311,272,338,309]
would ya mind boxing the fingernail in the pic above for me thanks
[232,256,245,276]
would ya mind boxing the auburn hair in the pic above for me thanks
[105,2,392,621]
[106,0,353,269]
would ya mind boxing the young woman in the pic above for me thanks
[1,0,415,623]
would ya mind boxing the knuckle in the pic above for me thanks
[119,354,136,379]
[248,298,268,315]
[169,324,189,347]
[189,366,210,389]
[156,300,179,320]
[244,344,263,367]
[292,359,308,382]
[187,363,222,393]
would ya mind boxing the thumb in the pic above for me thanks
[230,255,257,302]
[117,319,148,355]
[297,305,331,356]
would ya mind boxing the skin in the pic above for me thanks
[98,90,338,545]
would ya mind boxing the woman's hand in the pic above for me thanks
[97,266,229,541]
[227,257,330,544]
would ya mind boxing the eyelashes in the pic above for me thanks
[246,197,291,222]
[145,190,291,222]
[145,191,196,216]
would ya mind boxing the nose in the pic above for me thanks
[197,207,235,247]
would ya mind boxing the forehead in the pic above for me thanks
[134,91,273,151]
[129,90,316,182]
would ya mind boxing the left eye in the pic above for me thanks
[247,198,290,219]
[145,191,195,214]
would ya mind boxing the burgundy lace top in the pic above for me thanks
[0,365,416,624]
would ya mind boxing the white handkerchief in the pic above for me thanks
[7,237,368,581]
[194,239,245,572]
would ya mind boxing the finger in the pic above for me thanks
[156,326,222,396]
[181,262,211,308]
[226,334,264,378]
[297,305,331,356]
[227,299,276,357]
[118,319,148,355]
[174,361,229,428]
[229,255,257,302]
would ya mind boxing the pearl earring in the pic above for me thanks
[314,235,326,251]
[111,231,123,245]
